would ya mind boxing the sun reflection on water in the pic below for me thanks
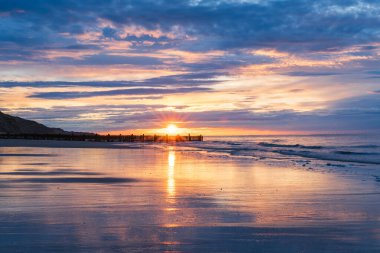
[167,148,176,198]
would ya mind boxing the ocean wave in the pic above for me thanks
[351,145,379,149]
[275,149,380,165]
[257,142,323,149]
[334,151,379,156]
[181,141,380,165]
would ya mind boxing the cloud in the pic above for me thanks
[2,0,380,53]
[332,94,380,110]
[1,0,379,79]
[103,27,173,44]
[56,54,164,66]
[63,44,102,50]
[2,68,222,100]
[125,34,172,43]
[0,72,221,88]
[29,87,212,99]
[102,27,120,40]
[285,71,339,77]
[94,0,380,52]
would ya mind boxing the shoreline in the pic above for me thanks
[1,138,379,183]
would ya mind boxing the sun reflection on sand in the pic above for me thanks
[163,147,180,247]
[167,148,176,198]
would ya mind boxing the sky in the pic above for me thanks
[0,0,380,135]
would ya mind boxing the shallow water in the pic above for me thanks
[192,134,380,161]
[0,144,379,252]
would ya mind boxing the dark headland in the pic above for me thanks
[0,111,67,135]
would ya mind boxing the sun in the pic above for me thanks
[166,124,179,135]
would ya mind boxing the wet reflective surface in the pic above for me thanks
[0,145,379,252]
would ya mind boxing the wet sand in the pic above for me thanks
[0,142,379,252]
[0,139,142,149]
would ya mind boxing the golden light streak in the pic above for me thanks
[167,149,176,198]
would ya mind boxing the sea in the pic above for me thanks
[178,134,380,168]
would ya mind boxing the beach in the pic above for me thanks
[0,136,379,252]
